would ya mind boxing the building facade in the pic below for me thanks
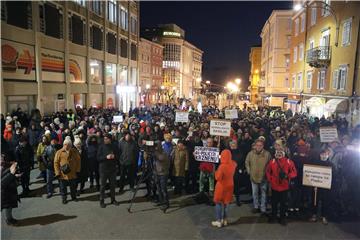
[260,10,293,107]
[139,37,163,105]
[142,24,203,102]
[289,0,360,125]
[248,46,262,105]
[1,0,140,115]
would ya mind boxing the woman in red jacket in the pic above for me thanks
[266,150,297,225]
[212,149,237,228]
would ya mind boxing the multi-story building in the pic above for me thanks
[139,37,163,105]
[142,24,203,102]
[289,0,360,125]
[1,0,139,114]
[248,46,262,105]
[260,10,292,107]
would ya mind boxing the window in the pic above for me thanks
[120,39,128,58]
[297,73,303,89]
[307,71,313,89]
[318,70,326,89]
[69,14,85,45]
[119,6,128,30]
[342,18,352,46]
[90,1,102,15]
[107,0,117,24]
[90,25,103,50]
[293,46,298,63]
[131,16,137,35]
[287,36,291,48]
[299,43,304,61]
[90,59,103,84]
[309,39,315,50]
[107,32,116,54]
[131,43,137,61]
[292,74,296,90]
[39,3,63,39]
[333,66,348,90]
[311,4,317,26]
[2,1,32,29]
[300,13,305,33]
[322,0,330,17]
[294,18,299,36]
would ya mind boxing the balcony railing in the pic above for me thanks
[306,46,331,68]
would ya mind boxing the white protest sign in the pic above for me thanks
[319,127,338,143]
[225,109,238,119]
[210,120,231,137]
[172,138,180,145]
[145,141,154,146]
[113,115,123,123]
[175,111,189,123]
[302,164,332,189]
[194,146,219,163]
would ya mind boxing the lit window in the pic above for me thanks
[107,0,117,24]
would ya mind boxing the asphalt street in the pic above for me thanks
[2,169,360,240]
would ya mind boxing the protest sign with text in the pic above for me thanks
[319,127,338,143]
[194,146,219,163]
[175,111,189,123]
[225,109,238,119]
[210,119,231,136]
[302,164,332,189]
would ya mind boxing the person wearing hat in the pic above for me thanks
[97,133,120,208]
[36,135,49,182]
[54,138,81,204]
[266,150,297,225]
[86,135,100,189]
[14,136,33,197]
[74,137,88,195]
[43,135,61,198]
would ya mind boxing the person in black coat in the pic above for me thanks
[185,133,202,194]
[97,133,120,208]
[15,136,33,196]
[1,158,20,226]
[230,140,243,206]
[87,135,99,189]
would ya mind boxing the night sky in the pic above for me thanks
[140,1,292,89]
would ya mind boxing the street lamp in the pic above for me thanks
[205,80,211,85]
[235,78,241,85]
[293,2,339,47]
[146,84,151,90]
[160,85,165,90]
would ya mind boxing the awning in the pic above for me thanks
[324,99,348,113]
[305,97,325,107]
[284,98,301,104]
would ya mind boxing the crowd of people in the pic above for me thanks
[1,105,359,227]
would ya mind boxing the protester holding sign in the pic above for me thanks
[199,138,216,198]
[309,149,333,225]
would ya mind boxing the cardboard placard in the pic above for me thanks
[194,146,219,163]
[210,120,231,137]
[175,111,189,123]
[225,109,238,119]
[319,127,338,143]
[302,164,332,189]
[113,115,123,123]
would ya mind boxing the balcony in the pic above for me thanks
[306,46,331,68]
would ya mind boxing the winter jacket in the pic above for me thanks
[36,142,48,171]
[97,143,119,174]
[214,150,237,204]
[1,167,19,209]
[245,149,271,183]
[266,157,297,192]
[43,143,61,170]
[118,139,138,166]
[3,125,13,142]
[54,147,81,180]
[162,141,174,158]
[172,147,189,177]
[77,146,89,180]
[154,150,170,176]
[28,128,41,147]
[15,143,33,171]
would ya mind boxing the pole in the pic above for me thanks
[314,187,318,207]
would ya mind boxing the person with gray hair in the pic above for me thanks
[54,138,81,204]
